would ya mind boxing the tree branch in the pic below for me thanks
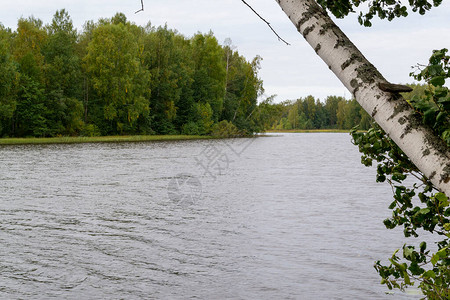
[241,0,290,45]
[135,1,289,45]
[135,0,144,14]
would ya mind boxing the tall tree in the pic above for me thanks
[143,25,194,134]
[191,32,226,122]
[12,17,50,136]
[0,25,19,136]
[84,17,151,134]
[43,9,84,135]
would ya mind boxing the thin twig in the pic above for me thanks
[241,0,290,45]
[135,0,144,14]
[135,0,289,45]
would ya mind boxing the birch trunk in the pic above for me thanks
[276,0,450,195]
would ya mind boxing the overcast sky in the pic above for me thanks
[1,0,449,102]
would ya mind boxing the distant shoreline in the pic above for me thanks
[0,135,215,146]
[0,130,359,145]
[265,129,351,133]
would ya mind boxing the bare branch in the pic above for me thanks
[135,0,289,45]
[241,0,290,45]
[135,0,144,14]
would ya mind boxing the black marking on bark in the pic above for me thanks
[398,116,407,125]
[350,79,360,95]
[441,164,450,184]
[319,23,336,35]
[334,38,347,49]
[422,148,431,157]
[297,4,321,30]
[372,106,378,118]
[341,53,364,71]
[355,63,382,85]
[429,171,436,180]
[303,25,315,37]
[350,79,359,88]
[422,130,450,173]
[400,123,412,139]
[314,43,321,53]
[388,101,410,121]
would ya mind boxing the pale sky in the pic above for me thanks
[1,0,449,102]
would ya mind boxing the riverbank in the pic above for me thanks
[0,130,356,145]
[265,129,352,133]
[0,135,214,146]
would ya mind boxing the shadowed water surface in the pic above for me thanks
[0,133,423,299]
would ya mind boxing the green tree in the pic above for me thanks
[43,9,84,135]
[143,25,194,134]
[252,95,284,131]
[336,99,361,129]
[84,18,151,134]
[0,25,19,136]
[12,17,51,137]
[44,9,81,98]
[15,76,49,137]
[191,32,226,122]
[221,50,263,133]
[324,95,342,128]
[231,56,263,133]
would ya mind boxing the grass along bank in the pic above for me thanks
[0,135,215,146]
[265,129,353,133]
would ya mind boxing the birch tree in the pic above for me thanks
[275,0,450,195]
[274,1,449,296]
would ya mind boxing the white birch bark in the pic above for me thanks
[276,0,450,194]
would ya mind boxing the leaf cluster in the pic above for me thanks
[317,0,443,26]
[410,49,450,146]
[350,49,450,298]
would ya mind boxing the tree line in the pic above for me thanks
[0,10,263,137]
[255,95,372,131]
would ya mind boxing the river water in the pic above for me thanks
[0,133,424,299]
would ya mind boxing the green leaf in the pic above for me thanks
[423,108,437,124]
[436,247,448,259]
[430,76,445,87]
[414,208,430,216]
[408,261,424,275]
[427,64,442,76]
[422,270,436,279]
[403,271,411,285]
[431,253,439,265]
[403,246,414,259]
[420,242,427,253]
[435,192,449,207]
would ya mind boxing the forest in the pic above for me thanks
[0,9,381,138]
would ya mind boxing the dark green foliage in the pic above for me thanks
[211,120,241,138]
[410,49,450,146]
[0,11,263,137]
[262,95,372,131]
[351,49,450,298]
[0,25,19,136]
[317,0,442,26]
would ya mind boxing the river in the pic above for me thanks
[0,133,423,299]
